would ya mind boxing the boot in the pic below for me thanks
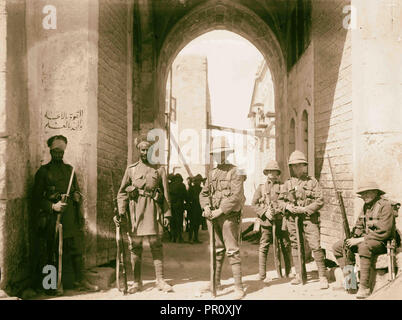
[154,259,173,292]
[200,256,224,293]
[291,253,302,285]
[232,263,245,300]
[74,280,99,292]
[319,277,329,290]
[356,286,371,299]
[128,281,142,294]
[356,256,371,299]
[291,274,302,285]
[313,250,329,289]
[128,253,142,293]
[335,256,346,269]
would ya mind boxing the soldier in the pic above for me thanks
[32,135,98,295]
[187,174,204,244]
[278,150,329,289]
[332,181,396,299]
[199,136,247,300]
[251,160,291,281]
[169,173,188,243]
[117,135,173,293]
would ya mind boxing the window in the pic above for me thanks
[301,110,308,162]
[289,118,296,154]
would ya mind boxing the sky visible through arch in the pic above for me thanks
[178,30,266,130]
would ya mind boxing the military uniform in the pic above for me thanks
[117,159,172,292]
[199,163,246,297]
[278,151,329,288]
[32,139,87,293]
[251,179,291,280]
[332,182,396,298]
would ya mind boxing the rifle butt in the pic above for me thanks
[57,224,63,290]
[295,216,307,284]
[272,222,283,278]
[209,220,217,297]
[119,224,128,295]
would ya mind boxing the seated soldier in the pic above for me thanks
[332,181,396,299]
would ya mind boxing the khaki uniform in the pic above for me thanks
[332,196,396,289]
[278,176,327,279]
[199,163,246,288]
[251,180,291,279]
[117,161,171,286]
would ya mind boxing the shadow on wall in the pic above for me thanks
[312,0,352,251]
[314,0,350,178]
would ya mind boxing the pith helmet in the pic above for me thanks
[210,136,234,154]
[263,160,281,175]
[356,180,385,195]
[288,150,308,165]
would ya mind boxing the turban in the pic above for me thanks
[50,138,67,151]
[135,135,153,149]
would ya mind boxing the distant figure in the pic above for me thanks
[169,173,188,243]
[187,174,204,244]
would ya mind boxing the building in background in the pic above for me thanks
[248,60,276,187]
[166,54,211,182]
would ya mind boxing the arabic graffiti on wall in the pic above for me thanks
[44,109,84,131]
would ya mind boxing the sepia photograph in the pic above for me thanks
[0,0,401,308]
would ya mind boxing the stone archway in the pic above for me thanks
[156,0,287,170]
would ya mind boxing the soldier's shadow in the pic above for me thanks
[243,277,292,295]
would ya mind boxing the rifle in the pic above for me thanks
[272,219,282,278]
[265,190,282,278]
[289,187,307,284]
[207,178,217,297]
[111,172,128,295]
[54,166,75,292]
[327,155,357,292]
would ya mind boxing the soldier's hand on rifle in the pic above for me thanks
[203,206,223,220]
[345,237,364,248]
[202,206,212,218]
[264,208,273,221]
[163,217,170,228]
[52,201,67,213]
[293,206,306,215]
[285,204,297,214]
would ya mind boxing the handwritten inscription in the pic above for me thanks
[44,110,84,131]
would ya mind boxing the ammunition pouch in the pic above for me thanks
[152,188,163,204]
[126,186,139,201]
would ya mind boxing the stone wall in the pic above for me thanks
[26,0,100,268]
[96,0,131,266]
[0,0,30,295]
[312,0,353,253]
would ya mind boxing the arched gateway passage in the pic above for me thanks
[156,0,287,169]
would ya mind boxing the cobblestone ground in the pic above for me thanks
[39,228,357,301]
